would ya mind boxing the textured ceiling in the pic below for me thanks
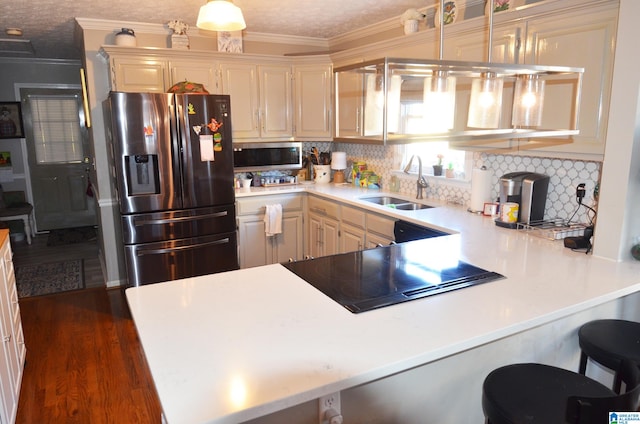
[0,0,439,60]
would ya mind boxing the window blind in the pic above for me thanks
[30,95,83,164]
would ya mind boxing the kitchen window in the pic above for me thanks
[400,102,471,180]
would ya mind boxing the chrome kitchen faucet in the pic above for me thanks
[403,155,428,199]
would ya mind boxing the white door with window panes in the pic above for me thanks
[21,88,96,231]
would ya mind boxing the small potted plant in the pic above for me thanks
[433,154,444,176]
[445,162,455,178]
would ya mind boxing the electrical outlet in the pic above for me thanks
[318,392,341,424]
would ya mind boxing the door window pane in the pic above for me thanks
[29,95,83,164]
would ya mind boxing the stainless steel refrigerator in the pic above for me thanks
[104,92,238,286]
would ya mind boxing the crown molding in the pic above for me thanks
[328,0,486,47]
[75,18,170,35]
[76,18,329,49]
[243,32,328,48]
[0,56,81,66]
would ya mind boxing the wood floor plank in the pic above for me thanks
[16,289,163,423]
[12,233,163,422]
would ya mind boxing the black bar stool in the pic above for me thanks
[482,359,640,424]
[579,319,640,393]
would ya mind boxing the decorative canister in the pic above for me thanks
[404,20,419,35]
[115,28,137,47]
[313,165,331,184]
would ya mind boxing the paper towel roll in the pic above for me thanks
[470,168,492,212]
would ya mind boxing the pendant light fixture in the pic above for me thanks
[423,0,456,132]
[467,0,504,129]
[333,1,583,146]
[196,0,246,32]
[512,74,545,127]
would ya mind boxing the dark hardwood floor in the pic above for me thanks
[11,234,164,423]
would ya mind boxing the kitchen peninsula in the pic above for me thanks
[126,185,640,424]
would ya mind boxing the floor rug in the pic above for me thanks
[16,259,84,298]
[46,226,97,247]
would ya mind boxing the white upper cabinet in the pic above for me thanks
[109,56,168,92]
[523,7,616,158]
[445,4,616,159]
[293,63,333,140]
[259,64,293,139]
[220,62,293,141]
[335,70,363,138]
[445,23,525,64]
[220,62,261,139]
[101,47,333,143]
[169,60,222,94]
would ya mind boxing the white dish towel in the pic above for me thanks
[264,204,283,236]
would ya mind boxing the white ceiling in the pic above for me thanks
[1,0,442,60]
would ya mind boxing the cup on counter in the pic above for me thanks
[500,202,519,223]
[240,178,252,188]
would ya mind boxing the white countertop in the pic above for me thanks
[126,184,640,424]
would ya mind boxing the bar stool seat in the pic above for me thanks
[482,360,640,424]
[579,319,640,393]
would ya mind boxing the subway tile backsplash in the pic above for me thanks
[303,142,600,225]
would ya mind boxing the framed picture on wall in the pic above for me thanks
[0,102,24,139]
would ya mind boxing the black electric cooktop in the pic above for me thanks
[282,239,504,313]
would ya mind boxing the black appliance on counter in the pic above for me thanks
[283,237,504,313]
[394,220,448,242]
[495,172,550,229]
[104,92,239,286]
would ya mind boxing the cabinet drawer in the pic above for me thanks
[237,194,303,215]
[308,195,339,220]
[341,205,365,229]
[367,213,397,238]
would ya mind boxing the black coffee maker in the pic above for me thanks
[496,172,550,228]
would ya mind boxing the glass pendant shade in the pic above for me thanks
[467,72,504,128]
[512,74,545,127]
[423,71,457,132]
[196,0,246,31]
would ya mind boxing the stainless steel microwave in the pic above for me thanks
[233,142,302,172]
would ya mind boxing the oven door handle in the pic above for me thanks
[136,237,231,256]
[135,211,228,226]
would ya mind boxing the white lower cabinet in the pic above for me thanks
[0,232,25,424]
[238,194,399,267]
[307,196,340,258]
[340,205,366,253]
[365,212,396,248]
[237,194,304,269]
[340,223,366,253]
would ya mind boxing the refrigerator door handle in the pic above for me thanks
[136,237,232,256]
[135,211,229,226]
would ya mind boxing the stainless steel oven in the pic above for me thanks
[233,142,302,172]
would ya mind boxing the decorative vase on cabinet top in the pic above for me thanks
[115,28,137,47]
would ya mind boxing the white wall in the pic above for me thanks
[592,0,640,261]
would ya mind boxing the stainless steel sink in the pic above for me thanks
[360,196,408,205]
[360,196,433,211]
[393,203,433,210]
